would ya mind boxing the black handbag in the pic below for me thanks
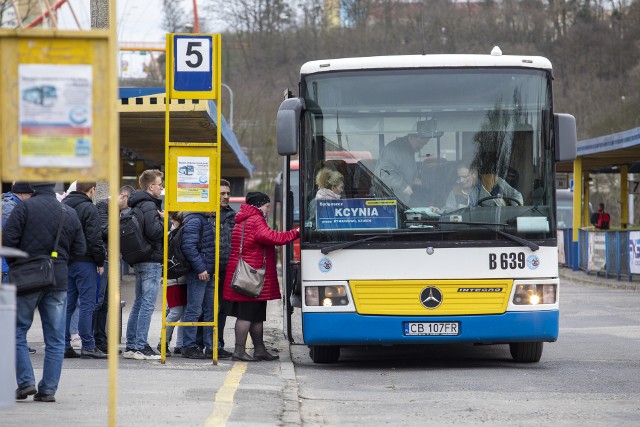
[230,223,266,298]
[8,206,66,296]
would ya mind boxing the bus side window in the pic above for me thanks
[353,159,376,198]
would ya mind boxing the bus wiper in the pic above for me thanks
[437,221,539,251]
[321,235,391,254]
[320,231,446,255]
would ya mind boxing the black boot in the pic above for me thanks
[231,345,259,362]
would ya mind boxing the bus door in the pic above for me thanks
[280,157,298,343]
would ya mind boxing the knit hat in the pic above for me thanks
[11,182,34,194]
[246,191,270,208]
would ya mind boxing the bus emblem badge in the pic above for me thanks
[420,287,443,309]
[526,255,540,270]
[319,258,333,273]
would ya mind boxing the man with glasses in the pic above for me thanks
[93,185,135,353]
[124,170,165,360]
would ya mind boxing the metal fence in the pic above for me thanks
[559,228,639,282]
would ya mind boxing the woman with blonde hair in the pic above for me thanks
[315,168,344,200]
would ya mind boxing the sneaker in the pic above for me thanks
[81,348,108,359]
[133,345,161,360]
[122,347,137,359]
[33,392,55,402]
[173,347,182,355]
[181,346,206,359]
[16,385,37,400]
[70,336,82,350]
[64,347,80,359]
[156,343,172,357]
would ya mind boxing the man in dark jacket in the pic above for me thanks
[4,182,85,402]
[93,185,135,353]
[124,170,165,361]
[207,179,236,358]
[62,182,107,359]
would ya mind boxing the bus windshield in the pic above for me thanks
[300,68,556,244]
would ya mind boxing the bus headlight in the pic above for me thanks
[305,285,349,306]
[512,284,556,305]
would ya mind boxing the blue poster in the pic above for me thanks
[316,198,398,230]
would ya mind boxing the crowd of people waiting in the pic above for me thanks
[3,170,300,403]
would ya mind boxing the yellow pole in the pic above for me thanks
[107,1,120,425]
[621,165,629,228]
[161,34,172,364]
[213,35,222,363]
[583,172,590,227]
[572,157,583,243]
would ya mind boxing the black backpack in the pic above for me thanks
[167,218,203,279]
[120,207,153,265]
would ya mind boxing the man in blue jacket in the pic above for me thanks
[180,211,216,359]
[62,182,107,359]
[4,182,85,402]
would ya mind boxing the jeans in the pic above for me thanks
[66,262,98,350]
[182,272,214,349]
[126,262,162,350]
[70,305,79,335]
[93,261,108,348]
[163,305,184,348]
[16,290,67,395]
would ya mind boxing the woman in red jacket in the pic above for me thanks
[224,192,300,361]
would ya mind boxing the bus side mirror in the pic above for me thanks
[277,98,305,156]
[554,113,577,162]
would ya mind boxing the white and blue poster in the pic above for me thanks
[629,231,640,275]
[316,198,398,231]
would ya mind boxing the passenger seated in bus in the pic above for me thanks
[308,168,345,224]
[462,167,523,207]
[315,168,344,200]
[374,122,433,206]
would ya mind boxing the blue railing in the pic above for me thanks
[559,228,639,281]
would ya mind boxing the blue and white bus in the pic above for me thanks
[276,49,576,363]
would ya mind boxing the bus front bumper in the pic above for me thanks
[302,310,559,345]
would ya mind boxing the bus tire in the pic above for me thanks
[309,345,340,364]
[509,342,543,363]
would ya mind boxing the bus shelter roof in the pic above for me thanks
[557,126,640,173]
[118,87,253,178]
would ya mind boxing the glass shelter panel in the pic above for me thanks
[300,68,555,245]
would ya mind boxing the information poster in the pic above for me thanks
[629,231,640,275]
[587,232,606,272]
[557,231,565,265]
[316,199,398,231]
[18,64,93,167]
[176,156,210,202]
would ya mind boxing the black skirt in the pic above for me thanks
[225,300,267,322]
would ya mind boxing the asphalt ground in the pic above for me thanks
[1,272,299,426]
[1,266,636,425]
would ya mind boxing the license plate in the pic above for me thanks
[404,322,460,336]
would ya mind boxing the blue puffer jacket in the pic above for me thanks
[181,213,215,275]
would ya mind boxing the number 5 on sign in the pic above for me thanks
[168,34,220,99]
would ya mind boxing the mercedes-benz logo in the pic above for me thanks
[420,286,443,309]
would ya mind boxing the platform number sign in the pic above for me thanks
[173,35,213,94]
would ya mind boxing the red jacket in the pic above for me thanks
[223,204,300,302]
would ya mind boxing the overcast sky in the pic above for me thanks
[55,0,169,43]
